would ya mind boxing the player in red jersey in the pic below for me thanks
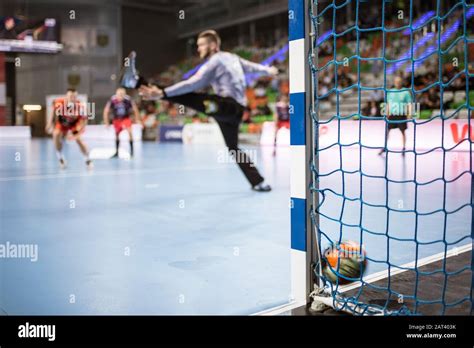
[45,88,93,169]
[103,87,141,158]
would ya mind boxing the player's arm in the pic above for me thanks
[103,101,111,126]
[406,91,414,118]
[74,118,86,133]
[385,92,392,117]
[132,101,141,124]
[77,102,89,131]
[383,99,389,117]
[139,60,217,100]
[239,58,278,76]
[45,102,56,133]
[67,115,86,141]
[163,62,216,97]
[75,106,88,133]
[274,103,279,122]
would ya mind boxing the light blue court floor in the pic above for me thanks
[0,138,472,315]
[0,139,291,315]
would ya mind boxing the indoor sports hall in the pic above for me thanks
[0,0,472,316]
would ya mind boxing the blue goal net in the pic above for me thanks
[308,0,473,315]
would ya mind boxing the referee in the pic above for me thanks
[379,76,413,156]
[137,30,278,192]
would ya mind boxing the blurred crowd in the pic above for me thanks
[316,7,474,119]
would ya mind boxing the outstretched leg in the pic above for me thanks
[165,93,270,190]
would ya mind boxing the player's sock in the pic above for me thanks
[112,139,120,157]
[56,150,64,161]
[129,140,134,157]
[85,153,93,169]
[56,151,67,168]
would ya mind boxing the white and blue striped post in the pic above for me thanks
[289,0,314,305]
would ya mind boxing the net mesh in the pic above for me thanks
[309,0,473,315]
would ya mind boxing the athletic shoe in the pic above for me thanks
[120,51,146,89]
[59,158,67,169]
[252,183,272,192]
[86,159,94,170]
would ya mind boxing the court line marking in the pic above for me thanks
[252,300,306,316]
[339,242,473,293]
[0,165,234,182]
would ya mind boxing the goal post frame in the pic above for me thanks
[288,0,318,306]
[287,0,474,316]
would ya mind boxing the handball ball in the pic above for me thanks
[322,240,367,285]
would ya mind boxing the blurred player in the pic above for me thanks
[379,76,413,156]
[45,88,92,169]
[273,94,290,156]
[103,88,141,158]
[134,30,278,192]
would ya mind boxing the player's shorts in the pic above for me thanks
[113,117,132,134]
[55,121,82,136]
[387,115,408,131]
[276,120,290,129]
